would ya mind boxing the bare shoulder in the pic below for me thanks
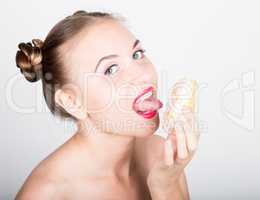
[15,168,59,200]
[15,140,74,200]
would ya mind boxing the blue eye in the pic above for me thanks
[133,49,146,60]
[104,64,119,76]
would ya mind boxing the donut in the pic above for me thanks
[162,78,198,134]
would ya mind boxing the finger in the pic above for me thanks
[168,133,177,159]
[175,122,188,160]
[183,120,198,153]
[183,106,200,139]
[164,138,174,166]
[182,111,198,153]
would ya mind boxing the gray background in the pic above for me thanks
[0,0,259,199]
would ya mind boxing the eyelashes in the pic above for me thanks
[132,49,146,60]
[104,64,119,75]
[104,49,146,76]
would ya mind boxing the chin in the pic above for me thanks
[92,112,160,137]
[132,114,160,138]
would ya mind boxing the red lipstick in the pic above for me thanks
[132,86,163,119]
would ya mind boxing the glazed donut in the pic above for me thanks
[162,78,198,134]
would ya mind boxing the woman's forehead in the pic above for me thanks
[62,19,137,71]
[82,20,136,54]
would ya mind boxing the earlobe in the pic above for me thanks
[54,89,87,120]
[73,98,88,120]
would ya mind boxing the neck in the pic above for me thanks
[73,118,136,179]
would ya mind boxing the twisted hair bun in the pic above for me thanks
[66,10,111,19]
[72,10,88,16]
[16,39,44,82]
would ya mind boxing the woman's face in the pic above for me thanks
[61,19,162,137]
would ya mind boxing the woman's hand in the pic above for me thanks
[147,107,200,200]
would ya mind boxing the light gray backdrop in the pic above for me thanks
[0,0,259,199]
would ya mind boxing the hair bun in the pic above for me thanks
[16,39,44,82]
[72,10,88,16]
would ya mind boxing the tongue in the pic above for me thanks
[134,97,162,112]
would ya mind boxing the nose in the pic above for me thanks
[130,62,157,90]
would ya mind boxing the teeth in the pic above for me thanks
[136,90,153,104]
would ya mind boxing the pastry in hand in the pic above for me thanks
[162,78,198,134]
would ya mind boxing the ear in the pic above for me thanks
[54,88,87,120]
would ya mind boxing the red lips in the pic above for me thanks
[136,110,158,119]
[133,86,154,106]
[132,86,163,119]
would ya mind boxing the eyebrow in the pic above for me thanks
[94,39,140,72]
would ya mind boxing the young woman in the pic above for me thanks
[15,10,199,200]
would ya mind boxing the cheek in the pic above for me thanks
[83,76,114,113]
[89,88,135,124]
[115,87,136,113]
[86,89,113,112]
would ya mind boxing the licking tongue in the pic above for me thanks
[134,96,163,113]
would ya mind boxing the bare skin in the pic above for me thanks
[15,127,189,200]
[15,130,155,199]
[15,18,198,200]
[15,120,193,200]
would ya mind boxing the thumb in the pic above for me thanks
[164,138,174,166]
